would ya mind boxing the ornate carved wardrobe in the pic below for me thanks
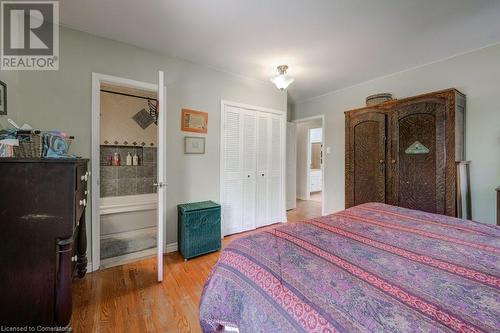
[345,89,466,217]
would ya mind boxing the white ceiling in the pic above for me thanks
[60,0,500,102]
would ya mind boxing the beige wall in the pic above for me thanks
[292,43,500,224]
[100,90,158,147]
[0,27,287,259]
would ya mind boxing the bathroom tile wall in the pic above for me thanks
[100,145,157,197]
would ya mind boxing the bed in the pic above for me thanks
[199,203,500,333]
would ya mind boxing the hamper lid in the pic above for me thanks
[178,200,220,213]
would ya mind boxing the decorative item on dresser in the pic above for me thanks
[0,158,89,329]
[345,88,467,217]
[177,201,221,260]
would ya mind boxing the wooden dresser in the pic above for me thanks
[0,158,89,329]
[345,89,466,216]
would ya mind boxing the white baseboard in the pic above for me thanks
[166,242,178,253]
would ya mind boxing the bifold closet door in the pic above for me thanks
[255,113,270,228]
[241,111,257,231]
[222,106,257,235]
[222,104,284,235]
[255,112,283,227]
[222,106,243,235]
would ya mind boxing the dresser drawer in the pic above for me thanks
[76,164,89,191]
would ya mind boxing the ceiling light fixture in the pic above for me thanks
[270,65,294,91]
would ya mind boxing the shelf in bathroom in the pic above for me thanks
[100,164,143,167]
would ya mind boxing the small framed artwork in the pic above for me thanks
[181,108,208,134]
[0,81,6,115]
[184,136,205,154]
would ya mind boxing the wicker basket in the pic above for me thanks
[366,93,393,106]
[178,201,221,260]
[13,131,43,158]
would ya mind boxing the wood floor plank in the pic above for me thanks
[71,199,321,332]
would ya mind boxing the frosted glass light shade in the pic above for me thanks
[270,74,294,91]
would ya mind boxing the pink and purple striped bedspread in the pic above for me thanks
[199,203,500,332]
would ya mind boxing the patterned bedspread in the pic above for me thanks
[199,203,500,333]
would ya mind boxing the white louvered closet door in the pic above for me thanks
[222,103,285,236]
[241,110,257,231]
[268,113,283,224]
[222,106,243,235]
[255,112,270,228]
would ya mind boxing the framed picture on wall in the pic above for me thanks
[181,108,208,133]
[184,136,205,154]
[0,81,6,115]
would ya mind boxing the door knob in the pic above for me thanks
[261,173,265,176]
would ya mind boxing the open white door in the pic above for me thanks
[156,71,166,282]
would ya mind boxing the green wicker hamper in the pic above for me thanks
[177,201,221,260]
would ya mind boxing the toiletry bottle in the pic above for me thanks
[126,152,132,166]
[113,152,120,166]
[133,153,139,166]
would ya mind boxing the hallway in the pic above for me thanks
[287,195,322,222]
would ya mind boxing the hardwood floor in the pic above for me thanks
[71,200,322,332]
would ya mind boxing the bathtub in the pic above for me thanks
[100,193,158,237]
[100,193,158,264]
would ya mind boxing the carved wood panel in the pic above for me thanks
[391,100,446,214]
[346,112,386,207]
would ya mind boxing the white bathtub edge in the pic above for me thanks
[100,193,158,215]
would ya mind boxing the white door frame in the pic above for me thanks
[220,100,287,236]
[90,72,162,272]
[293,115,326,216]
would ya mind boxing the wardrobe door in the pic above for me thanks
[255,113,270,228]
[390,100,446,214]
[346,112,387,207]
[221,106,243,235]
[241,111,257,231]
[268,114,283,224]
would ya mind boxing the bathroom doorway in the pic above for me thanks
[98,83,159,268]
[91,73,166,280]
[288,115,325,218]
